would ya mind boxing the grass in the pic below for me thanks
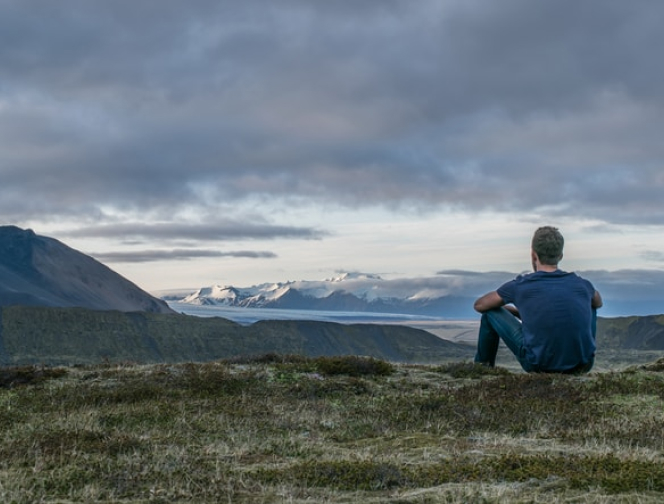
[1,356,663,503]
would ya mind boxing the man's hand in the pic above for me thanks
[473,291,505,313]
[592,290,603,309]
[504,304,521,319]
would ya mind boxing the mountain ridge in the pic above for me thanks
[0,226,173,313]
[168,273,478,318]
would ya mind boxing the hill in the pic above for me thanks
[597,314,664,350]
[1,356,663,502]
[0,225,172,313]
[0,305,474,366]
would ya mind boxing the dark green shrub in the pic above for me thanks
[435,361,511,379]
[313,356,395,377]
[222,353,309,365]
[0,366,67,388]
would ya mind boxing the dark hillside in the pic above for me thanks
[597,314,664,350]
[0,226,172,313]
[0,306,474,366]
[622,316,664,349]
[0,308,8,366]
[246,320,472,362]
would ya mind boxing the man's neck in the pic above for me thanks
[537,264,559,273]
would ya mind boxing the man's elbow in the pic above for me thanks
[474,291,503,313]
[473,299,485,313]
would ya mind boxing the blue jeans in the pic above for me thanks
[474,307,596,373]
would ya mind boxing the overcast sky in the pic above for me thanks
[3,0,664,312]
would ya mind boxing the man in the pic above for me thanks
[473,226,603,373]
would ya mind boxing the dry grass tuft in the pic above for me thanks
[640,357,664,372]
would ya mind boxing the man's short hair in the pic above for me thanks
[532,226,564,265]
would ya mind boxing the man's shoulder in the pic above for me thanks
[528,270,581,279]
[512,271,544,282]
[511,270,590,285]
[537,270,595,291]
[500,270,594,291]
[557,270,592,283]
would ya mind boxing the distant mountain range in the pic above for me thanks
[0,226,172,313]
[163,268,664,319]
[163,273,478,318]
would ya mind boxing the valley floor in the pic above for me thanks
[170,304,664,371]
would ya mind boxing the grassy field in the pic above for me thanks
[1,355,664,503]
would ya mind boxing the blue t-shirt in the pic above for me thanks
[497,270,596,372]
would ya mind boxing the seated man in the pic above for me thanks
[473,226,603,373]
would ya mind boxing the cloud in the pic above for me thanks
[65,222,326,242]
[434,268,664,302]
[91,249,277,263]
[324,270,518,299]
[429,268,664,317]
[582,269,664,300]
[641,251,664,263]
[1,0,664,225]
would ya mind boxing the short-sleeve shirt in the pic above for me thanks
[497,270,596,372]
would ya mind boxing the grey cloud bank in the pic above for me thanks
[66,222,325,242]
[2,0,664,224]
[2,1,664,296]
[91,249,277,263]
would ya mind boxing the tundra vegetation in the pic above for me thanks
[1,355,663,503]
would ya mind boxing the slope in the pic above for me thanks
[0,305,474,366]
[0,226,172,313]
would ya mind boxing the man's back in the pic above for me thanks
[497,270,596,371]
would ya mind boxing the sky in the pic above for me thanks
[2,1,664,314]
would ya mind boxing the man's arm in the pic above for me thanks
[473,291,506,313]
[592,290,603,309]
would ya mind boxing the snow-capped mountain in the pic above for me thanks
[181,282,293,307]
[165,272,493,318]
[159,268,664,319]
